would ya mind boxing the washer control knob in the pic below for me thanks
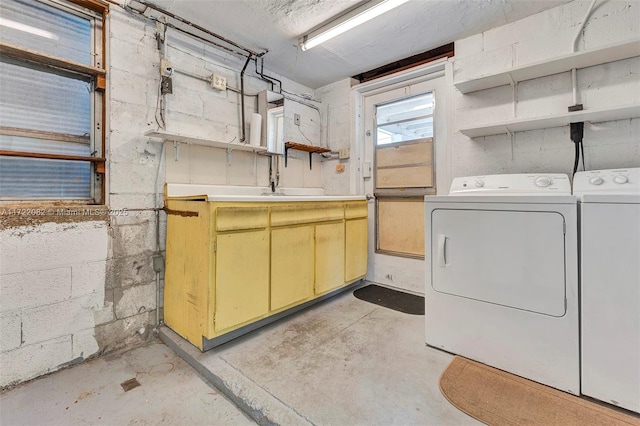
[534,176,552,187]
[613,175,629,184]
[589,176,604,185]
[475,180,485,188]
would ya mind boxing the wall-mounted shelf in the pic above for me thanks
[454,38,640,94]
[284,142,331,170]
[145,130,267,164]
[459,103,640,138]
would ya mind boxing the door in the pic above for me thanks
[271,225,314,311]
[215,229,270,332]
[315,222,345,294]
[362,73,447,293]
[431,209,567,316]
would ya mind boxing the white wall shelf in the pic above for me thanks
[459,103,640,138]
[145,130,267,153]
[454,38,640,94]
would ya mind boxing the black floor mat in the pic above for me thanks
[353,284,425,315]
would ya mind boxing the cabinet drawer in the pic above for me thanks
[345,202,367,219]
[215,206,269,231]
[271,203,344,226]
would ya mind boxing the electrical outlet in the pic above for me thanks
[338,148,350,159]
[211,73,227,91]
[161,77,172,94]
[294,113,300,126]
[160,58,173,77]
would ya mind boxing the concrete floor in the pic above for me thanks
[0,341,253,425]
[1,285,478,425]
[161,285,479,425]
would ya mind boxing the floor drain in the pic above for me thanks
[120,378,141,392]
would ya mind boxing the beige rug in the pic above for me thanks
[440,356,640,426]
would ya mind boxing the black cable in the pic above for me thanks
[580,141,586,171]
[573,141,580,176]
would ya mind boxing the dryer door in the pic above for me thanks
[430,209,566,316]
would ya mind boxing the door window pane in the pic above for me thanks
[376,93,433,145]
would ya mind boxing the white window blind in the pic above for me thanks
[0,0,101,200]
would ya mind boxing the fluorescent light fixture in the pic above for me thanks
[0,17,58,40]
[299,0,409,51]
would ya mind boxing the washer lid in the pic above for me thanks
[573,168,640,197]
[449,173,571,195]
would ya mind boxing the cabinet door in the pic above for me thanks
[345,218,368,282]
[315,222,345,294]
[271,226,314,311]
[214,229,270,332]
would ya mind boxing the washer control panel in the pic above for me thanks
[449,173,571,195]
[574,168,640,195]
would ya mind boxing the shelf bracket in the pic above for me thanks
[227,148,232,167]
[506,127,514,159]
[173,141,179,161]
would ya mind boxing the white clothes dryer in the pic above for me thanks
[574,167,640,413]
[425,174,579,394]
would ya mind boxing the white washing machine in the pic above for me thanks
[574,168,640,413]
[425,174,580,394]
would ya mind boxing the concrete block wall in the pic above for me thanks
[159,27,322,188]
[317,79,354,195]
[451,0,640,178]
[0,221,108,387]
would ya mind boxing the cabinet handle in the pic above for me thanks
[437,235,447,267]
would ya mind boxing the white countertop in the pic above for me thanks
[166,184,365,202]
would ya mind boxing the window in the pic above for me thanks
[0,0,107,202]
[374,92,434,191]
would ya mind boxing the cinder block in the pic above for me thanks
[165,141,191,183]
[109,36,157,78]
[108,193,157,211]
[0,336,72,388]
[189,145,227,185]
[106,253,155,289]
[0,222,108,274]
[110,218,157,259]
[109,159,158,195]
[95,310,154,354]
[0,267,71,313]
[455,33,484,58]
[21,296,97,345]
[0,313,21,352]
[114,282,156,319]
[110,68,149,107]
[165,83,205,117]
[227,151,257,186]
[72,329,99,360]
[256,156,270,187]
[71,260,106,300]
[516,73,573,119]
[94,299,115,326]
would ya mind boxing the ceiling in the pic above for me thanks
[149,0,573,89]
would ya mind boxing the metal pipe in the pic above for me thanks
[239,55,253,143]
[137,1,263,57]
[573,0,598,52]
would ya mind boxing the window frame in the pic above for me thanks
[0,0,107,203]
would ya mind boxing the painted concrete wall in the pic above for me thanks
[0,6,319,388]
[316,0,639,294]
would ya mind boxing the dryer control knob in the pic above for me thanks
[475,180,485,188]
[589,176,604,185]
[534,176,552,187]
[613,175,629,184]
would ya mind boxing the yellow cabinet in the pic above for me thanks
[164,197,367,351]
[315,222,345,294]
[271,226,314,311]
[215,229,270,332]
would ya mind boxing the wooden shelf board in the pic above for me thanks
[145,130,268,153]
[284,142,331,154]
[454,38,640,94]
[459,103,640,138]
